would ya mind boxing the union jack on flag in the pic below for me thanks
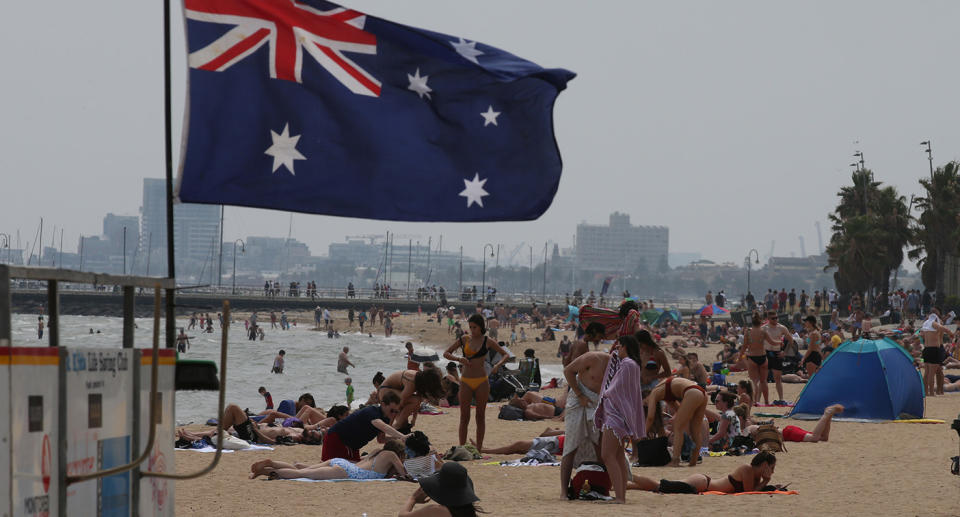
[185,0,381,96]
[177,0,575,222]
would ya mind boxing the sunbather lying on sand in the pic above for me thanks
[470,427,564,455]
[628,451,778,493]
[250,440,408,480]
[177,404,322,445]
[745,404,844,443]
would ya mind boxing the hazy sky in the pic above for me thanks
[3,1,959,267]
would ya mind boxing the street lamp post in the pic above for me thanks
[232,239,245,295]
[746,248,759,305]
[481,243,494,304]
[921,140,934,180]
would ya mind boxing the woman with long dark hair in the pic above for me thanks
[593,335,646,503]
[442,313,509,451]
[399,462,484,516]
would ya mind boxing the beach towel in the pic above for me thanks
[498,458,560,467]
[176,444,274,453]
[701,490,798,495]
[403,455,438,480]
[563,378,600,466]
[287,478,397,483]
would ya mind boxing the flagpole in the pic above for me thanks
[163,0,177,348]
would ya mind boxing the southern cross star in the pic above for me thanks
[264,123,306,175]
[481,105,501,127]
[459,173,489,208]
[450,37,484,64]
[407,68,432,99]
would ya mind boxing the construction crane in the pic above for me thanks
[764,240,775,262]
[814,221,824,255]
[507,241,526,266]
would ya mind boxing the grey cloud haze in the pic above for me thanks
[2,1,959,266]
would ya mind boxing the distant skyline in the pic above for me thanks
[3,1,959,269]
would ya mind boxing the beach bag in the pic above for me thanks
[755,424,787,452]
[498,405,524,421]
[567,463,612,499]
[633,437,671,467]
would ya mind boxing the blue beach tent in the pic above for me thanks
[789,338,924,421]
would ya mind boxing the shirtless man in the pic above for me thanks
[176,328,191,353]
[921,308,954,396]
[560,349,609,499]
[762,311,794,405]
[507,395,564,420]
[567,322,606,365]
[337,346,355,374]
[686,353,709,385]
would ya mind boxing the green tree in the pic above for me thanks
[908,162,960,298]
[826,169,912,298]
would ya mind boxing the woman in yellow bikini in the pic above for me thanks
[443,313,510,451]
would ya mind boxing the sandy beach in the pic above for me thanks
[174,310,960,517]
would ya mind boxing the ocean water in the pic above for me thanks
[8,313,428,424]
[8,313,562,425]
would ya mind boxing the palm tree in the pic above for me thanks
[827,169,911,302]
[908,162,960,299]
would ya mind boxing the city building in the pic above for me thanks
[575,212,669,276]
[141,178,221,277]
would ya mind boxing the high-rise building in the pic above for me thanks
[575,212,668,275]
[141,178,220,276]
[103,213,139,254]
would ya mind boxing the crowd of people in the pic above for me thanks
[170,288,957,512]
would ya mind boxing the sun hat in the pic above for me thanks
[419,462,478,507]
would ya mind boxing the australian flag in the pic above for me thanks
[176,0,575,221]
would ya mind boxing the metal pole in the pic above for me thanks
[79,237,84,272]
[406,239,412,300]
[218,205,224,288]
[122,286,135,348]
[47,280,58,347]
[458,246,463,298]
[426,236,432,276]
[482,250,487,303]
[58,228,63,269]
[123,226,127,275]
[0,265,10,345]
[144,232,151,276]
[542,242,548,301]
[494,244,500,291]
[164,0,177,349]
[232,242,237,295]
[529,245,533,302]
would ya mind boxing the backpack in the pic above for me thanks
[498,404,524,421]
[633,436,671,467]
[567,463,612,499]
[754,424,787,452]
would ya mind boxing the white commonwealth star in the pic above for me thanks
[264,123,306,175]
[480,105,501,127]
[459,173,489,208]
[450,37,484,64]
[407,68,432,99]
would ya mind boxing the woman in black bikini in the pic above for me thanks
[442,313,509,451]
[628,451,777,493]
[800,315,823,375]
[743,311,769,405]
[378,368,444,431]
